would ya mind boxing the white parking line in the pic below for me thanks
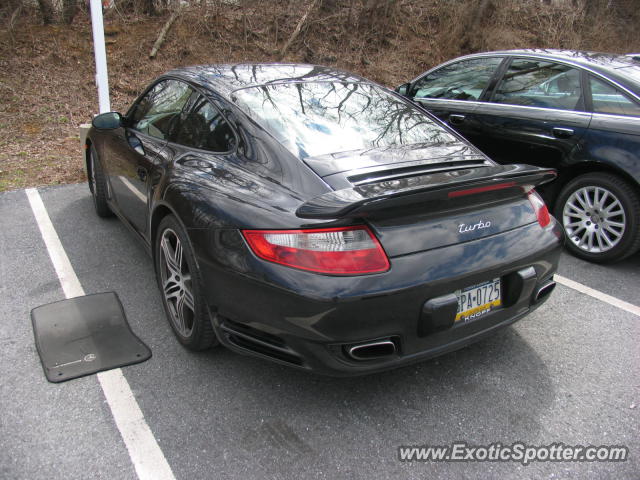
[25,188,176,480]
[555,274,640,318]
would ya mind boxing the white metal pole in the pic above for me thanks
[90,0,111,113]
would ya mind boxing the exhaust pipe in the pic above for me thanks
[534,280,556,303]
[347,340,397,361]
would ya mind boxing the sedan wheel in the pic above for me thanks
[155,215,217,350]
[555,173,640,263]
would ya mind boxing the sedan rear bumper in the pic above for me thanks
[194,220,564,376]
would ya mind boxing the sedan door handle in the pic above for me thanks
[552,127,574,139]
[449,114,466,125]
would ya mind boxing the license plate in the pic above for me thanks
[454,278,501,323]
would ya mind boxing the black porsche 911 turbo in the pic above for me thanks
[86,64,563,375]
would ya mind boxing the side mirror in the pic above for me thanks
[92,112,123,130]
[395,83,411,96]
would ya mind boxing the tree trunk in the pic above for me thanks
[149,9,181,58]
[140,0,157,16]
[5,0,23,11]
[62,0,78,24]
[7,0,23,32]
[279,0,318,59]
[36,0,55,24]
[456,0,495,54]
[358,0,399,46]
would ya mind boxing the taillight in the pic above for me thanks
[241,226,390,275]
[528,190,551,228]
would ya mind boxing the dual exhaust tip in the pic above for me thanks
[534,280,556,303]
[346,339,397,361]
[346,280,556,362]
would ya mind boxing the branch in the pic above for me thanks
[279,0,318,60]
[9,3,23,32]
[149,9,181,59]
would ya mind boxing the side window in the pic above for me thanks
[412,57,503,101]
[130,80,192,140]
[493,59,582,111]
[172,95,236,152]
[589,76,640,116]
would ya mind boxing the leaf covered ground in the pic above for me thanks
[1,0,638,191]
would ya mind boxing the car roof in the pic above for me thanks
[451,49,640,95]
[161,63,371,100]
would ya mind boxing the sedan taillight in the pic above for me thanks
[241,226,390,275]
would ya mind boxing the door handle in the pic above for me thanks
[552,127,574,139]
[136,167,148,182]
[449,114,466,125]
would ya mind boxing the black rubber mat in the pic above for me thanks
[31,292,151,383]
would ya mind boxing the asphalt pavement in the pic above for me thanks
[1,183,638,479]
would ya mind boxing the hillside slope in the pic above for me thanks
[1,0,638,191]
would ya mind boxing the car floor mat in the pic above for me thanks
[31,292,151,383]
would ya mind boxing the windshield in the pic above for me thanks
[232,82,457,159]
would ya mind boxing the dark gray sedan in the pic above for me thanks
[397,49,640,263]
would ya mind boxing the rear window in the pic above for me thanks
[589,76,640,116]
[232,82,457,159]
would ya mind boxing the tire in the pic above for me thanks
[155,214,218,351]
[554,173,640,263]
[88,145,113,218]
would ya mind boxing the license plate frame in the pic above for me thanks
[454,278,501,323]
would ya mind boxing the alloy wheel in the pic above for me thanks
[562,185,626,254]
[159,228,196,337]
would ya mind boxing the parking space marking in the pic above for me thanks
[555,274,640,318]
[25,188,176,480]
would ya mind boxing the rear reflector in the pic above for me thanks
[242,226,389,275]
[528,190,551,227]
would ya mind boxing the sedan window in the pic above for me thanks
[493,59,583,111]
[411,57,503,101]
[233,82,457,159]
[130,80,193,140]
[589,76,640,116]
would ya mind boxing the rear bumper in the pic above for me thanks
[194,220,564,376]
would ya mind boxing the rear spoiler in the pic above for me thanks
[296,164,556,219]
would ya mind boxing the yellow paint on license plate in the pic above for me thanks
[455,278,501,322]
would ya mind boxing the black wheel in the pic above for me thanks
[554,173,640,263]
[88,145,113,218]
[155,215,218,350]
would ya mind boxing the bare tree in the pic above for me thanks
[359,0,400,46]
[62,0,78,24]
[36,0,55,24]
[3,0,22,15]
[141,0,158,16]
[453,0,495,54]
